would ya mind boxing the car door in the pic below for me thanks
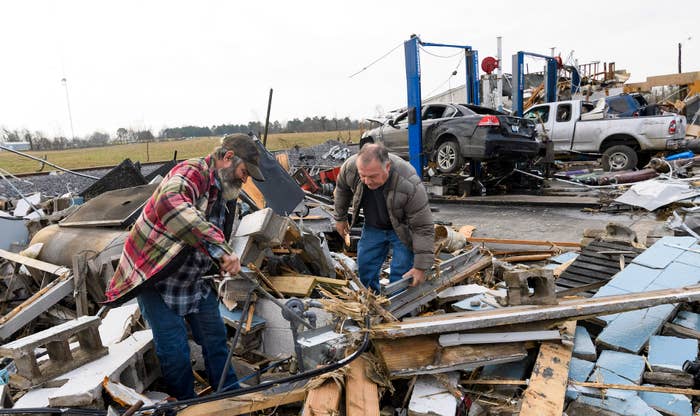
[381,111,410,157]
[523,105,561,149]
[550,103,577,150]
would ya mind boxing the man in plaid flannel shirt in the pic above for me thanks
[105,134,265,400]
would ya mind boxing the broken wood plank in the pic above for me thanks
[500,254,553,262]
[0,248,71,277]
[520,321,575,416]
[266,275,316,297]
[643,371,695,387]
[72,253,89,317]
[663,321,700,340]
[373,284,700,339]
[374,335,527,377]
[302,379,342,416]
[461,379,529,386]
[439,330,561,347]
[467,237,581,248]
[312,276,349,287]
[180,383,306,416]
[345,355,379,416]
[569,381,700,396]
[0,275,74,340]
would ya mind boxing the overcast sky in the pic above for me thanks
[1,0,697,138]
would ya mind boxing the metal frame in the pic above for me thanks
[404,36,480,176]
[512,51,559,116]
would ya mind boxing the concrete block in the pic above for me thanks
[639,385,693,416]
[648,336,698,373]
[672,310,700,332]
[573,326,597,361]
[504,268,556,306]
[408,373,459,416]
[596,305,677,354]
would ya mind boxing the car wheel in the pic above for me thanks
[602,145,638,171]
[435,140,463,174]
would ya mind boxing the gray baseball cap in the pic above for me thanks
[220,134,265,182]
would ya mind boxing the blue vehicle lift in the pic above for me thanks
[512,51,581,116]
[404,35,480,176]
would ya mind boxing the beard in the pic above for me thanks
[217,164,243,200]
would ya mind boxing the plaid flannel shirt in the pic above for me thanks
[153,179,229,315]
[105,155,234,303]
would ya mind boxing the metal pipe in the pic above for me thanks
[0,145,99,180]
[217,287,255,392]
[496,36,503,112]
[262,88,273,148]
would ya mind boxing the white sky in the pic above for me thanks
[1,0,698,138]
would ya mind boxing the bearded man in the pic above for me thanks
[105,133,265,399]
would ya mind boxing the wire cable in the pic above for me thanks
[419,46,464,59]
[348,41,404,78]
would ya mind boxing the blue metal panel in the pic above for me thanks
[570,66,581,94]
[545,59,558,103]
[513,52,525,116]
[404,37,423,176]
[465,50,480,105]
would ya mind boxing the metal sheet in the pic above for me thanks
[61,184,157,227]
[30,225,127,268]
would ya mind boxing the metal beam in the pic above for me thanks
[404,36,423,176]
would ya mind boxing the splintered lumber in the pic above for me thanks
[180,382,307,416]
[520,321,575,416]
[568,381,700,396]
[643,371,695,387]
[345,355,379,416]
[467,237,581,248]
[266,275,316,297]
[373,284,700,339]
[374,335,527,377]
[500,254,553,262]
[663,321,700,340]
[302,379,342,416]
[0,248,71,276]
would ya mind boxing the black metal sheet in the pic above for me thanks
[61,184,157,228]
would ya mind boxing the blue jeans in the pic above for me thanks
[357,225,414,292]
[137,285,238,400]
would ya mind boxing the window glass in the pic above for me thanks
[422,105,446,120]
[556,104,571,122]
[524,107,549,123]
[442,107,457,118]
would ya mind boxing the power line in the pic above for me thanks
[419,46,464,59]
[348,41,404,78]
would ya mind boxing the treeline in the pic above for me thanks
[161,116,361,139]
[1,116,362,151]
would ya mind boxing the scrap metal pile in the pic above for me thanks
[1,142,700,416]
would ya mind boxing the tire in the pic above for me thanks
[602,145,638,171]
[435,140,463,174]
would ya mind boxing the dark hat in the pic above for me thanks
[220,134,265,182]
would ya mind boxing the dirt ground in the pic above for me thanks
[431,203,664,243]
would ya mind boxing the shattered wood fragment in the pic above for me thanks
[179,382,307,416]
[569,381,700,395]
[466,237,582,248]
[374,336,527,377]
[266,275,316,297]
[345,355,380,416]
[373,284,700,338]
[520,321,575,416]
[643,371,695,387]
[302,379,342,416]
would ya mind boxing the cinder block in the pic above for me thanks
[504,268,556,306]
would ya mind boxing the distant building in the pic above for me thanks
[0,142,31,151]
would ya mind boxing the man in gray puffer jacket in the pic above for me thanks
[334,143,434,292]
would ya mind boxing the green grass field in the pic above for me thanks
[0,130,361,175]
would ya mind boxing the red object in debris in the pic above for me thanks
[292,168,320,193]
[669,119,677,135]
[481,56,499,74]
[477,115,500,127]
[554,55,563,69]
[319,166,341,184]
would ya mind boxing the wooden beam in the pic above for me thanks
[461,379,529,386]
[179,384,306,416]
[662,321,700,340]
[467,237,581,248]
[0,249,70,277]
[302,380,342,416]
[643,371,694,387]
[345,355,379,416]
[520,321,575,416]
[569,381,700,396]
[373,284,700,339]
[374,336,527,378]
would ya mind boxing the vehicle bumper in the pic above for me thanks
[483,135,541,160]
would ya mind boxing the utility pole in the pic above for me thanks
[678,42,682,74]
[496,36,503,112]
[61,78,76,141]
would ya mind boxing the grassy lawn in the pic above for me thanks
[0,130,361,175]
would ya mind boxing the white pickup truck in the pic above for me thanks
[523,99,687,171]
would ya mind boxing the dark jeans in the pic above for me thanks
[137,285,238,399]
[357,225,414,292]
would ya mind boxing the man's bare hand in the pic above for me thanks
[403,268,426,287]
[335,221,350,238]
[220,253,241,275]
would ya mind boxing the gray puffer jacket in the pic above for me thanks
[333,153,434,271]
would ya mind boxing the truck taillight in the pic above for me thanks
[669,120,677,134]
[477,115,500,127]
